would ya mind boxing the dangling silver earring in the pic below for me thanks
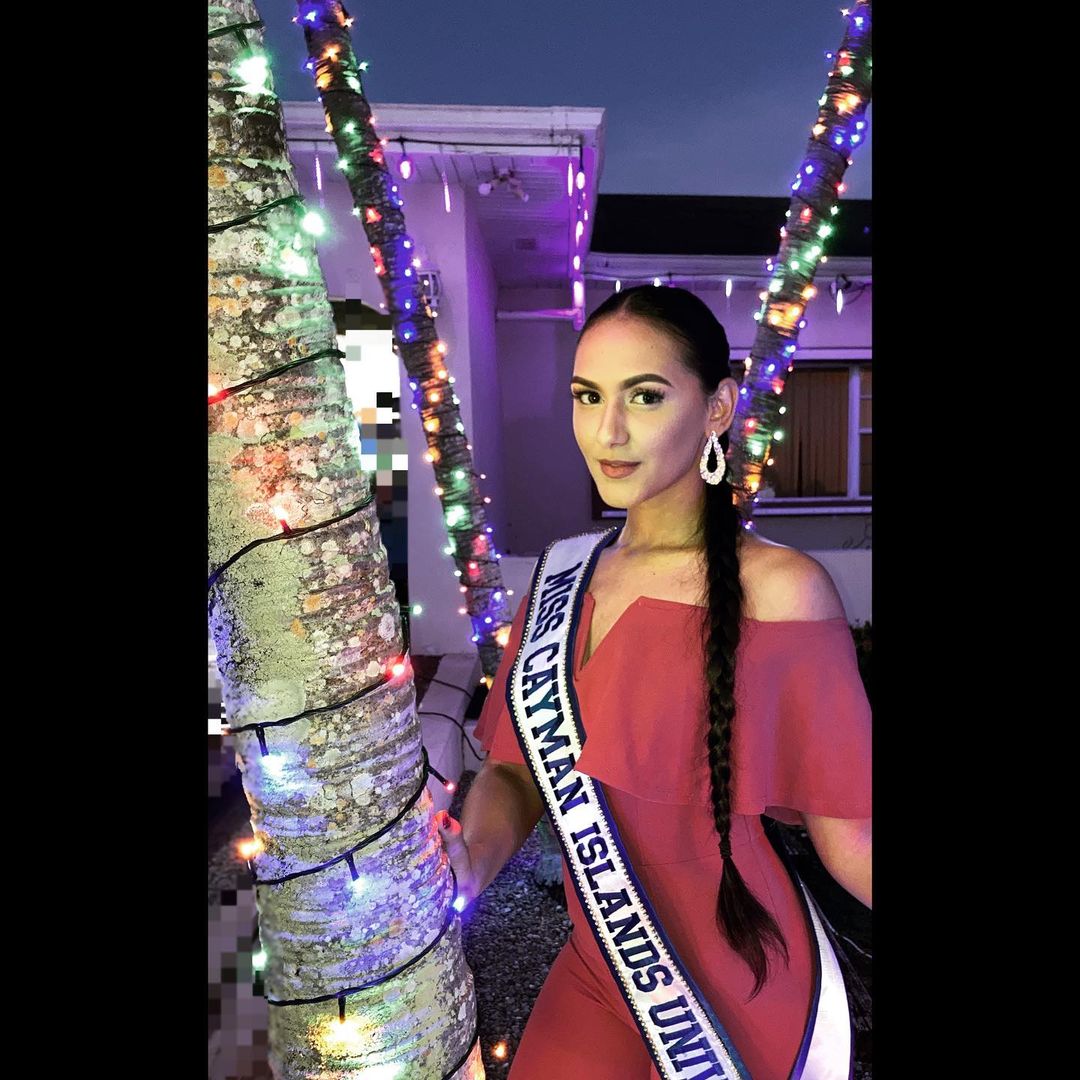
[699,430,726,485]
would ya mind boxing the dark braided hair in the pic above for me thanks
[578,285,789,1000]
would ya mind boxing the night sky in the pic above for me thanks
[257,0,872,199]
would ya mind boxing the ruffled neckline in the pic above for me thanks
[575,590,850,677]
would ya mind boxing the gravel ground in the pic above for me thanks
[449,773,573,1078]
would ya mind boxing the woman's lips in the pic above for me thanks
[599,460,640,478]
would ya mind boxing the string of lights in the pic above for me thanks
[244,746,441,886]
[265,864,459,1008]
[250,903,484,1074]
[294,0,517,682]
[207,18,263,39]
[420,709,486,768]
[208,346,345,403]
[301,133,585,154]
[206,494,375,596]
[223,652,407,743]
[728,0,872,508]
[587,270,870,291]
[207,193,304,234]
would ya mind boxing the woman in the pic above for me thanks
[438,285,872,1079]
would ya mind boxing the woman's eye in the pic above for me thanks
[633,389,665,405]
[571,388,665,405]
[571,389,601,405]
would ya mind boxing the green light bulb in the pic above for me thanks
[769,279,783,294]
[789,259,800,270]
[253,950,267,971]
[454,470,465,480]
[235,55,270,95]
[774,430,785,441]
[344,121,356,135]
[301,211,326,236]
[748,438,763,457]
[818,224,833,238]
[359,61,370,72]
[446,505,466,528]
[831,206,840,216]
[411,604,423,616]
[840,65,854,76]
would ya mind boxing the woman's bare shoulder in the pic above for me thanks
[739,532,846,621]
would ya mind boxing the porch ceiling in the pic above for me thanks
[283,102,606,289]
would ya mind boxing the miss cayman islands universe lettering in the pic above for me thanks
[511,541,746,1079]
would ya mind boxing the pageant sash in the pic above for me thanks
[506,526,853,1080]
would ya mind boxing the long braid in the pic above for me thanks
[578,283,789,1000]
[699,458,789,1001]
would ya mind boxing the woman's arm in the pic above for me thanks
[750,549,872,908]
[803,813,872,909]
[442,759,545,901]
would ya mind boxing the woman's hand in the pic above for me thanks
[436,810,479,908]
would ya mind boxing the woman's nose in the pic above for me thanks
[597,404,627,444]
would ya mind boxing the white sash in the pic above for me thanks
[506,526,854,1080]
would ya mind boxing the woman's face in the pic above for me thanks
[570,314,736,510]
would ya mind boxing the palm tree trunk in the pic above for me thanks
[730,1,872,508]
[208,3,483,1076]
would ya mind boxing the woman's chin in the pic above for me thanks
[594,481,635,509]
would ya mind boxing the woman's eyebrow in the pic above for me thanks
[569,373,674,390]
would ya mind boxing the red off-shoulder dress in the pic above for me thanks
[473,590,872,1080]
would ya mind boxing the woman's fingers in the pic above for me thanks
[436,809,462,844]
[436,810,474,906]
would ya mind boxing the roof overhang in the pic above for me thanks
[283,101,606,290]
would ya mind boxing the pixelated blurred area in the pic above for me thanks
[208,629,270,1078]
[208,845,270,1078]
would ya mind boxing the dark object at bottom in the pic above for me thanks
[764,817,872,1075]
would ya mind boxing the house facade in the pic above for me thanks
[281,100,872,655]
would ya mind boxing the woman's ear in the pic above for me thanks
[707,377,740,434]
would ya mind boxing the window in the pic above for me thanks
[858,366,872,497]
[760,363,871,501]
